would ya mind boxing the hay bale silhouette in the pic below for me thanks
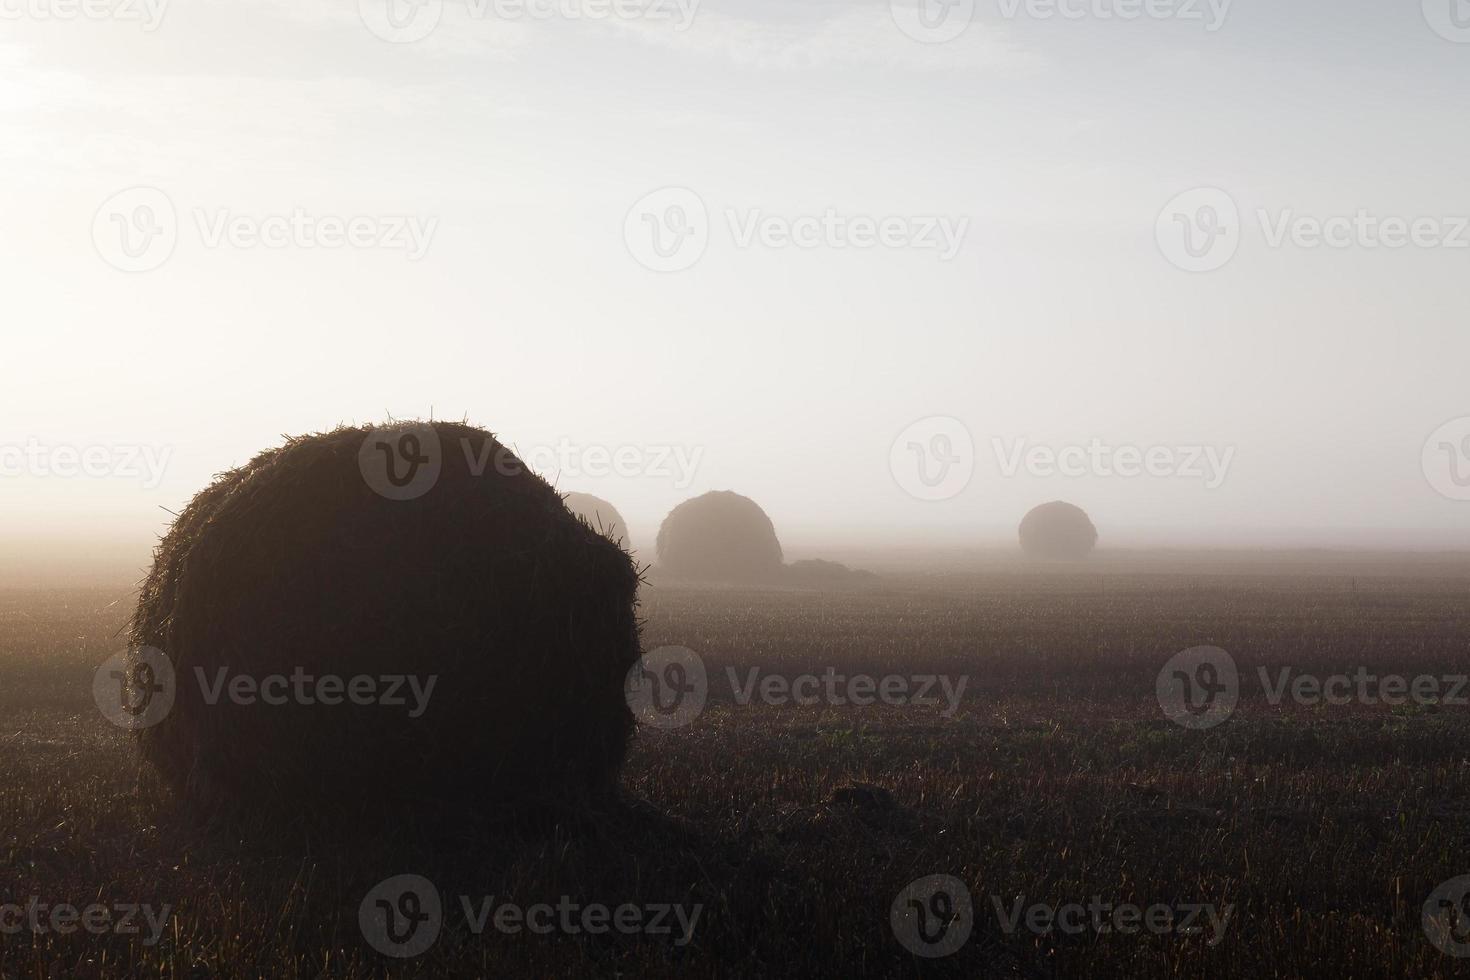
[130,421,641,815]
[562,492,631,551]
[655,491,783,581]
[1018,501,1098,559]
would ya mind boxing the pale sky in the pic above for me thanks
[3,0,1469,563]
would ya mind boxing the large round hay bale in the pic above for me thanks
[130,421,641,815]
[655,491,783,581]
[562,492,631,551]
[1018,500,1098,559]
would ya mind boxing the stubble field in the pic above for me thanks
[3,550,1469,978]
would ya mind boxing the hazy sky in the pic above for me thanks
[3,0,1469,556]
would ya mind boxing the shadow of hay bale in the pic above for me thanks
[130,421,642,820]
[778,559,878,588]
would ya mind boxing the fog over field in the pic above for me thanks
[2,0,1469,576]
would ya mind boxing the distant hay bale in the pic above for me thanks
[130,421,641,815]
[562,492,631,551]
[1018,501,1098,560]
[655,491,783,581]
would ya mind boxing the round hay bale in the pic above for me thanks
[1018,500,1098,560]
[130,421,641,815]
[562,492,631,551]
[655,491,783,581]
